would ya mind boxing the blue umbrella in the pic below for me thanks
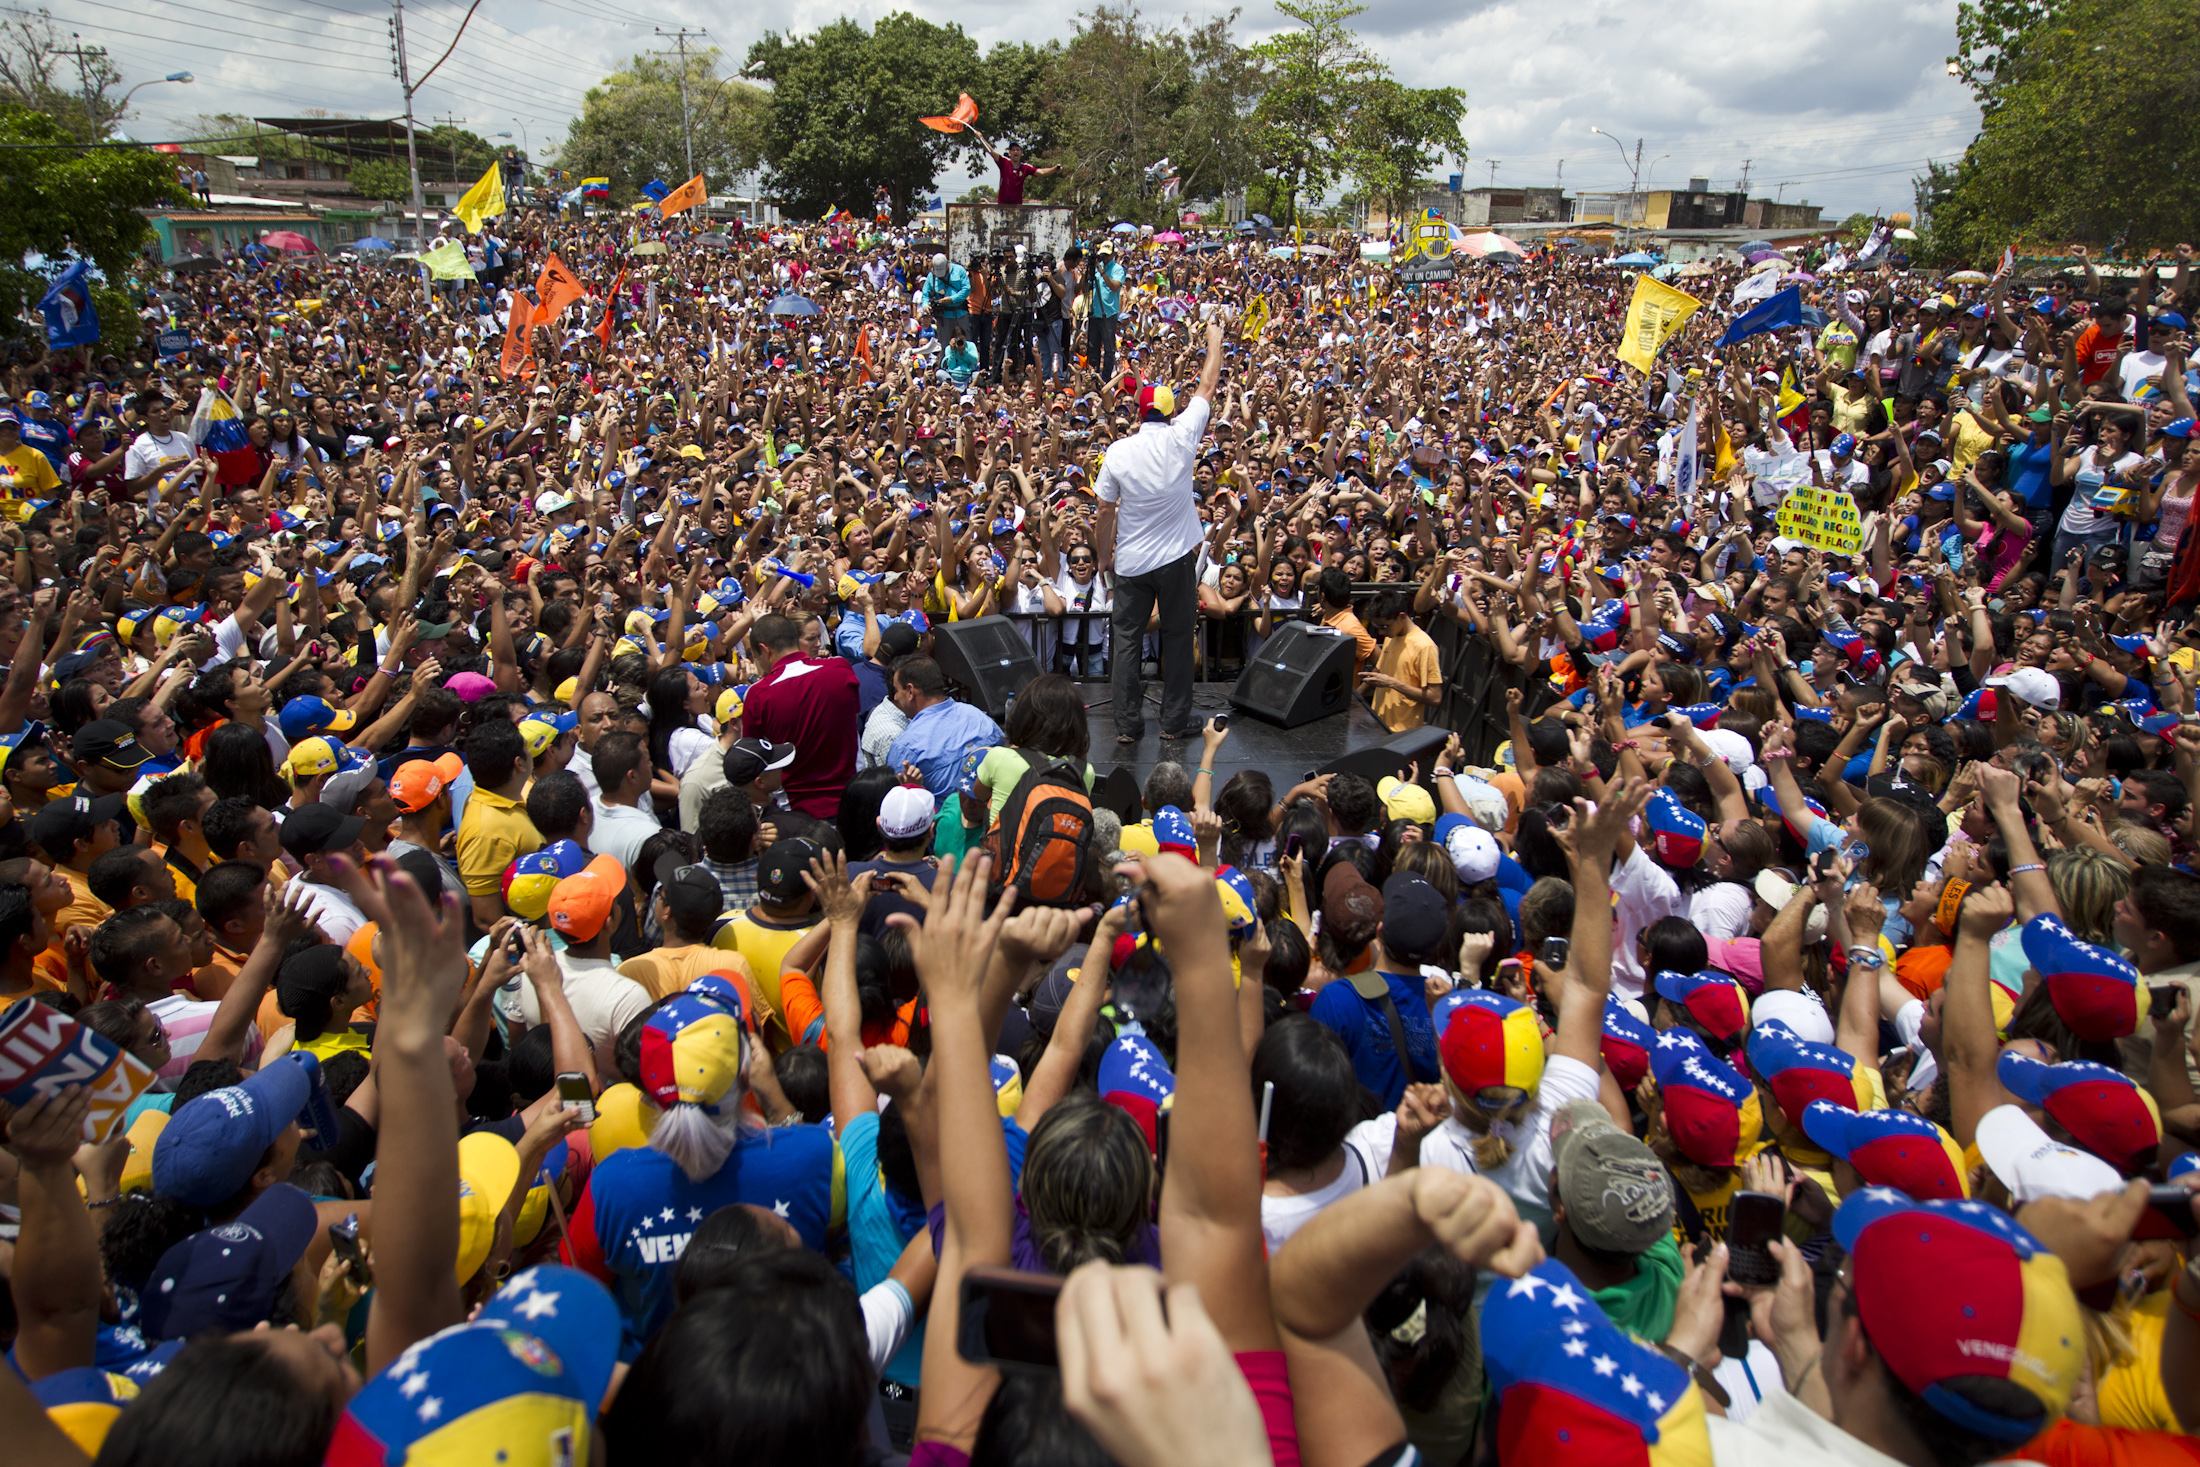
[768,294,821,317]
[1234,220,1256,233]
[1267,245,1297,258]
[1251,213,1273,227]
[1611,250,1659,267]
[1737,240,1776,255]
[1109,221,1139,234]
[352,236,394,251]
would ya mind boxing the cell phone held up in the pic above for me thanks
[1725,1189,1787,1287]
[958,1266,1067,1376]
[556,1071,596,1126]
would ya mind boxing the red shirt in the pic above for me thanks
[995,155,1039,206]
[2074,321,2127,385]
[741,652,858,818]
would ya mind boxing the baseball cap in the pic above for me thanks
[722,737,797,787]
[390,751,465,813]
[877,621,920,658]
[516,716,570,760]
[1996,1051,2162,1173]
[1652,970,1750,1047]
[1745,1021,1880,1127]
[1379,871,1448,959]
[1433,813,1499,883]
[1975,1102,2123,1203]
[503,838,591,922]
[277,694,358,743]
[1831,1188,2083,1442]
[0,721,49,779]
[72,718,152,772]
[139,1183,318,1338]
[1098,1030,1177,1109]
[1800,1100,1967,1200]
[639,977,748,1114]
[878,784,938,841]
[1648,1029,1762,1168]
[1549,1099,1676,1252]
[456,1130,521,1282]
[1750,986,1835,1045]
[279,801,366,858]
[1601,995,1656,1091]
[757,836,819,906]
[28,1367,141,1457]
[1435,989,1546,1105]
[284,735,369,782]
[1151,804,1196,856]
[151,1055,316,1208]
[27,792,128,859]
[2019,912,2143,1041]
[1135,380,1176,417]
[1985,665,2059,710]
[547,853,627,942]
[1376,774,1436,826]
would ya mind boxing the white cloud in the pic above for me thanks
[88,0,1974,214]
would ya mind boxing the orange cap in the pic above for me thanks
[389,752,464,814]
[548,853,627,942]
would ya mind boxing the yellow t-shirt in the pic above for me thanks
[2096,1291,2179,1433]
[0,444,61,500]
[1949,409,1999,477]
[454,786,542,898]
[709,912,816,1027]
[1372,623,1442,732]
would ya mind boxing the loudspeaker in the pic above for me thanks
[931,615,1041,723]
[1228,622,1359,728]
[1320,725,1453,787]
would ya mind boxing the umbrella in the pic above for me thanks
[1892,227,1919,241]
[1235,220,1256,233]
[1789,270,1820,284]
[1745,249,1783,265]
[1611,250,1659,267]
[351,236,393,252]
[1299,243,1336,257]
[1360,240,1392,260]
[1947,269,1991,284]
[1736,240,1776,255]
[1154,230,1186,244]
[1651,262,1680,280]
[169,254,222,275]
[1251,213,1273,227]
[632,240,669,256]
[1455,232,1526,259]
[768,294,821,317]
[1109,221,1139,234]
[696,232,732,248]
[1267,245,1298,258]
[262,230,317,254]
[1189,238,1228,251]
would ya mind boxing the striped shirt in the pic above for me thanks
[148,992,261,1080]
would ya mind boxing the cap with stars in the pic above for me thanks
[1481,1257,1712,1466]
[326,1265,620,1467]
[1648,1029,1763,1169]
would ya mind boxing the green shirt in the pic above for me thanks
[1587,1232,1686,1343]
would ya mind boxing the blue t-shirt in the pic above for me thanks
[2007,438,2054,511]
[577,1125,840,1357]
[1308,971,1439,1109]
[17,416,67,472]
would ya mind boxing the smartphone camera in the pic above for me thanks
[556,1071,596,1125]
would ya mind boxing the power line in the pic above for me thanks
[5,1,389,73]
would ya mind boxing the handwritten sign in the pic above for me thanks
[0,1002,158,1142]
[1774,485,1864,555]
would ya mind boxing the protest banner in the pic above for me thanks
[0,1002,158,1143]
[1616,275,1701,375]
[1775,484,1865,554]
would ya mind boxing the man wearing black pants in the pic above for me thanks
[1096,319,1224,745]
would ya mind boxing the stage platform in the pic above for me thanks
[1074,679,1429,799]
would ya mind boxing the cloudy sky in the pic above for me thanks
[79,0,1978,217]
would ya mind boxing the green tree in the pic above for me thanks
[1042,6,1263,225]
[0,102,180,353]
[0,9,124,141]
[747,14,984,221]
[1249,0,1386,223]
[1343,77,1464,224]
[348,158,411,202]
[560,48,766,203]
[1934,0,2199,261]
[416,124,500,181]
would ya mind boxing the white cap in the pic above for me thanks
[931,253,948,271]
[878,784,938,842]
[1448,773,1510,832]
[1752,870,1829,943]
[1753,989,1835,1045]
[1698,728,1756,779]
[1976,1103,2122,1203]
[1442,822,1501,883]
[1985,666,2060,710]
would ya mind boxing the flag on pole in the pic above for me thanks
[578,178,610,201]
[499,295,534,379]
[595,270,626,348]
[189,386,259,482]
[640,179,670,203]
[1241,293,1270,340]
[534,252,585,322]
[918,93,979,133]
[658,174,706,218]
[36,260,99,348]
[853,323,875,380]
[417,240,476,281]
[1615,275,1702,375]
[1714,285,1803,348]
[452,160,506,234]
[1674,402,1700,507]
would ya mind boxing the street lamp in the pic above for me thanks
[1589,125,1644,231]
[117,71,193,114]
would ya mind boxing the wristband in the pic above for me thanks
[1196,767,1213,777]
[2006,863,2045,877]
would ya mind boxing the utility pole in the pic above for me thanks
[57,37,107,134]
[388,0,426,245]
[432,112,464,175]
[1737,158,1752,193]
[1486,159,1498,188]
[654,26,707,179]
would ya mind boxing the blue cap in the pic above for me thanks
[2160,417,2194,441]
[2156,312,2189,331]
[26,390,50,408]
[470,1264,621,1408]
[1831,431,1857,456]
[140,1183,319,1338]
[278,694,359,742]
[151,1056,316,1207]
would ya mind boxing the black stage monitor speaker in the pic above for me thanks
[932,616,1041,723]
[1321,726,1453,787]
[1229,622,1359,729]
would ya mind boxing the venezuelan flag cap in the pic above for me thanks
[1214,865,1257,934]
[1668,702,1722,728]
[1099,1031,1176,1108]
[501,838,591,922]
[1601,996,1655,1092]
[29,1367,140,1457]
[2019,913,2143,1042]
[1832,1189,2083,1442]
[1996,1052,2162,1174]
[327,1272,619,1467]
[1578,597,1630,652]
[1642,789,1706,870]
[1800,1099,1967,1200]
[1151,804,1196,856]
[1744,1021,1875,1121]
[1648,1030,1761,1168]
[1482,1258,1712,1467]
[638,979,747,1114]
[1755,782,1828,848]
[1652,970,1749,1046]
[1437,989,1546,1102]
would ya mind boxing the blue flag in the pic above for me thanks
[38,260,99,348]
[1715,285,1803,348]
[640,178,670,203]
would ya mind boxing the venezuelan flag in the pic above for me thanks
[579,178,611,201]
[189,387,258,484]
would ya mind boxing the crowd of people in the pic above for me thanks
[0,190,2196,1467]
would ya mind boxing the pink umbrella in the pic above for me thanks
[1154,230,1187,244]
[1454,231,1525,258]
[262,230,318,254]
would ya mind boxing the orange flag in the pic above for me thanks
[535,252,585,323]
[499,294,534,379]
[658,174,706,218]
[595,270,626,348]
[853,323,875,380]
[918,92,979,133]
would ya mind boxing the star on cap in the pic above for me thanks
[772,1199,791,1218]
[1506,1274,1547,1301]
[399,1373,429,1399]
[514,1290,560,1321]
[1547,1282,1586,1314]
[1591,1354,1617,1377]
[1620,1373,1643,1397]
[418,1396,443,1422]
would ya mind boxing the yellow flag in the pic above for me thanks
[1241,293,1270,340]
[417,240,476,281]
[452,161,506,235]
[1615,275,1702,376]
[1776,366,1808,420]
